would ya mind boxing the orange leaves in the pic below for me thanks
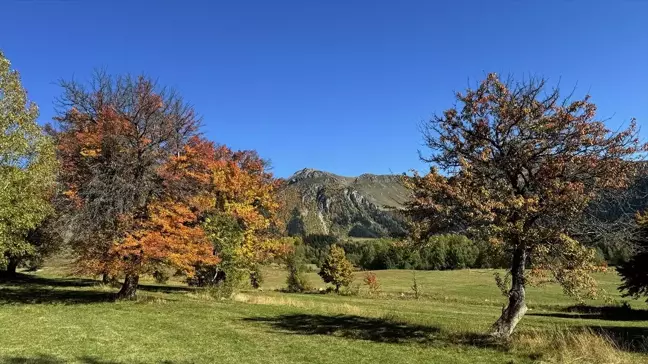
[110,201,219,277]
[125,134,280,275]
[53,73,281,283]
[169,138,284,268]
[53,73,213,289]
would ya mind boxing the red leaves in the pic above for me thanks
[411,73,644,247]
[53,73,211,281]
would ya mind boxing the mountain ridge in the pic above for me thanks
[277,168,409,238]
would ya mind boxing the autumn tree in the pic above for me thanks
[406,74,643,338]
[617,212,648,301]
[53,72,216,299]
[319,244,354,293]
[154,134,284,288]
[0,51,57,276]
[189,139,284,286]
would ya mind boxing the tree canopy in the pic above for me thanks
[406,73,644,338]
[319,244,354,293]
[0,51,57,275]
[52,72,216,298]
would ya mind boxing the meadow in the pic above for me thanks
[1,263,647,364]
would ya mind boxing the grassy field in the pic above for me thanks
[0,265,647,364]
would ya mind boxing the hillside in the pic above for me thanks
[277,168,410,238]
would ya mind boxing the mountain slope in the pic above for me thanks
[277,168,410,238]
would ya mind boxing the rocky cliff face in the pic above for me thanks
[278,168,409,238]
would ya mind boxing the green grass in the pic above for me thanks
[0,266,647,364]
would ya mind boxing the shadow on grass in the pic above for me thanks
[244,313,497,349]
[589,326,648,353]
[0,273,192,305]
[0,274,98,288]
[0,354,181,364]
[245,313,440,343]
[1,355,118,364]
[528,304,648,353]
[0,285,114,305]
[529,304,648,321]
[137,283,193,294]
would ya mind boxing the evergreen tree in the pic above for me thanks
[618,212,648,301]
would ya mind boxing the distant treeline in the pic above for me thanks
[300,234,509,271]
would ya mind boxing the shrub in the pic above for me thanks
[341,283,361,296]
[363,272,381,296]
[152,268,172,284]
[319,245,354,293]
[411,271,422,299]
[249,265,263,289]
[285,246,311,293]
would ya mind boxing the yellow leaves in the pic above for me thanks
[80,147,101,158]
[529,234,606,301]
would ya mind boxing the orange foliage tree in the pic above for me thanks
[53,72,217,299]
[178,137,286,286]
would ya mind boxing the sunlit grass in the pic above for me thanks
[0,267,646,363]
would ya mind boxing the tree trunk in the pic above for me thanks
[1,258,20,277]
[491,244,527,339]
[116,274,139,300]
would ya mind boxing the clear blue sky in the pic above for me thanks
[2,0,646,177]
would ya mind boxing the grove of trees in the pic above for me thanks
[0,52,287,299]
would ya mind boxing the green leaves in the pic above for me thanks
[0,51,57,267]
[318,244,354,292]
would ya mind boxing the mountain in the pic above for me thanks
[277,168,410,238]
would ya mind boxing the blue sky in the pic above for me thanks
[2,0,646,177]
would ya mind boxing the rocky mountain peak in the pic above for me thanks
[288,168,340,184]
[278,168,410,238]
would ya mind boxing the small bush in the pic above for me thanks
[411,272,421,299]
[285,246,311,293]
[152,269,171,284]
[319,245,354,293]
[340,283,361,296]
[363,271,381,296]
